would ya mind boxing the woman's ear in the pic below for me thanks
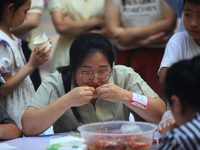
[171,95,182,116]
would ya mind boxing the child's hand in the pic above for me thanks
[28,45,51,69]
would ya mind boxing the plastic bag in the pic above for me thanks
[158,110,175,133]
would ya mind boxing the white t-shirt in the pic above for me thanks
[112,0,163,50]
[158,31,200,75]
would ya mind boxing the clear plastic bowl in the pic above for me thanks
[78,121,157,150]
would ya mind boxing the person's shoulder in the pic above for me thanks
[48,0,66,12]
[44,71,62,79]
[43,71,63,85]
[168,31,190,44]
[28,0,44,14]
[112,65,137,78]
[0,30,21,48]
[113,65,135,73]
[0,30,10,44]
[172,122,200,148]
[171,31,189,40]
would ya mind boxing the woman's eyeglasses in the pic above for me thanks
[78,71,112,82]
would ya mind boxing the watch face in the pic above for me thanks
[0,74,6,87]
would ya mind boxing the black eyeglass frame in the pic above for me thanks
[78,70,112,82]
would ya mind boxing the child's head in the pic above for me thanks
[183,0,200,45]
[164,55,200,126]
[0,0,31,28]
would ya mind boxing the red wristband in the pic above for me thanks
[130,92,149,110]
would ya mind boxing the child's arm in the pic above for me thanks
[0,46,50,98]
[0,104,22,140]
[0,124,22,140]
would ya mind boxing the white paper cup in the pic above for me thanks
[33,33,52,50]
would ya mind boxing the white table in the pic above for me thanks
[0,135,50,150]
[0,132,161,150]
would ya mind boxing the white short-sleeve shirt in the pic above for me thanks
[158,31,200,75]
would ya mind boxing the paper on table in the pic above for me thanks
[48,136,87,150]
[50,136,84,145]
[0,143,18,150]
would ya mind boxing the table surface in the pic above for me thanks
[0,132,161,150]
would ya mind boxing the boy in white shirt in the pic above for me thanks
[158,0,200,87]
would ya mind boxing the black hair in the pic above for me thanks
[164,55,200,113]
[70,33,115,75]
[183,0,200,6]
[0,0,28,21]
[58,33,115,123]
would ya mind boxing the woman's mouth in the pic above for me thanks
[91,85,99,89]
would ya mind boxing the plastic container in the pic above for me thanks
[78,121,157,150]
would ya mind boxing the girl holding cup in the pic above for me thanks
[0,0,51,129]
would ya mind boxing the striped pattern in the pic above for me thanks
[159,110,200,150]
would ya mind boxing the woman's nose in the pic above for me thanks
[92,74,99,83]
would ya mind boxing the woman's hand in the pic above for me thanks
[66,86,96,107]
[90,26,109,38]
[96,83,132,102]
[89,18,110,38]
[89,17,105,29]
[142,32,173,47]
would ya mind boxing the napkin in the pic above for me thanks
[0,143,18,150]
